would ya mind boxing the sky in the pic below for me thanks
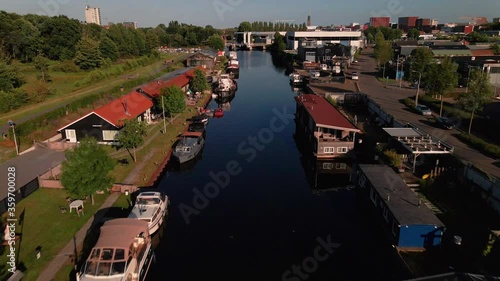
[1,0,499,28]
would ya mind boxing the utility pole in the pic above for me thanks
[8,120,18,155]
[161,95,166,133]
[415,72,422,106]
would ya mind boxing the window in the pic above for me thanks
[324,147,335,153]
[370,187,377,206]
[336,163,347,169]
[337,147,348,153]
[383,206,389,222]
[392,221,399,237]
[323,163,334,170]
[102,130,118,141]
[305,52,316,57]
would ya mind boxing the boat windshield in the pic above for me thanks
[175,146,191,152]
[84,248,126,276]
[137,198,160,205]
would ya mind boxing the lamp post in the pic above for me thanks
[7,120,19,155]
[414,71,422,107]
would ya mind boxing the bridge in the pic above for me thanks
[232,31,287,50]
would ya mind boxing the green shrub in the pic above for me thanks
[383,149,402,168]
[51,60,79,73]
[456,133,500,159]
[402,98,414,108]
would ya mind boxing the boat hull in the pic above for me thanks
[172,137,205,164]
[148,199,168,234]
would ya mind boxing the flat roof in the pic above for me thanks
[358,164,444,226]
[383,128,454,154]
[307,81,357,95]
[287,30,362,37]
[0,147,66,200]
[295,94,360,132]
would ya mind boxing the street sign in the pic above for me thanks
[396,71,405,80]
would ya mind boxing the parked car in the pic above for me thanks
[351,72,359,80]
[415,105,432,116]
[435,117,455,129]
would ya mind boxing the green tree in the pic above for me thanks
[407,28,421,40]
[145,29,160,51]
[207,34,225,50]
[271,32,286,52]
[116,118,147,163]
[0,61,25,91]
[60,137,115,205]
[99,35,119,61]
[39,15,82,60]
[374,38,393,79]
[33,54,50,82]
[238,21,252,32]
[160,85,186,120]
[408,47,434,83]
[190,69,209,93]
[74,36,104,70]
[422,57,458,116]
[456,69,493,134]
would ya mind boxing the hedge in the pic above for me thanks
[456,133,500,159]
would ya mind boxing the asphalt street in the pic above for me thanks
[353,46,500,179]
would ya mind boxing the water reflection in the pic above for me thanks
[294,125,353,191]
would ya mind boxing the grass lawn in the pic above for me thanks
[0,53,184,127]
[0,189,108,281]
[52,194,131,281]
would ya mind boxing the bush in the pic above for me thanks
[0,89,28,113]
[402,98,414,108]
[383,149,402,168]
[51,60,79,73]
[456,133,500,159]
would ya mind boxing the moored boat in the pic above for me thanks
[77,218,154,281]
[127,191,169,234]
[227,60,239,79]
[214,74,237,96]
[172,131,205,164]
[289,73,303,85]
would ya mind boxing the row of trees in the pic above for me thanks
[237,21,307,32]
[405,47,493,134]
[365,26,403,43]
[0,12,225,63]
[61,69,209,201]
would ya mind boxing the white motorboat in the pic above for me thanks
[289,73,303,85]
[128,191,169,234]
[77,218,154,281]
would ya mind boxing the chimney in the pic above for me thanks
[123,98,131,116]
[307,14,311,26]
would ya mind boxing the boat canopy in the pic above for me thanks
[94,219,149,250]
[181,131,203,138]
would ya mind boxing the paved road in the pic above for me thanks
[0,55,190,136]
[354,47,500,179]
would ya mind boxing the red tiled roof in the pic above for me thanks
[141,67,203,98]
[93,91,153,127]
[294,95,360,132]
[471,49,495,56]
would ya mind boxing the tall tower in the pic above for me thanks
[85,5,101,26]
[307,14,311,26]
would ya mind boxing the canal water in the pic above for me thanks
[149,51,408,281]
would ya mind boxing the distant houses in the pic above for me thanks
[58,67,202,143]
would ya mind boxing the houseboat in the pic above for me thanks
[227,60,239,79]
[294,94,360,159]
[228,51,237,61]
[352,164,445,249]
[77,218,154,281]
[214,74,237,97]
[127,191,169,234]
[172,131,205,164]
[289,73,304,85]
